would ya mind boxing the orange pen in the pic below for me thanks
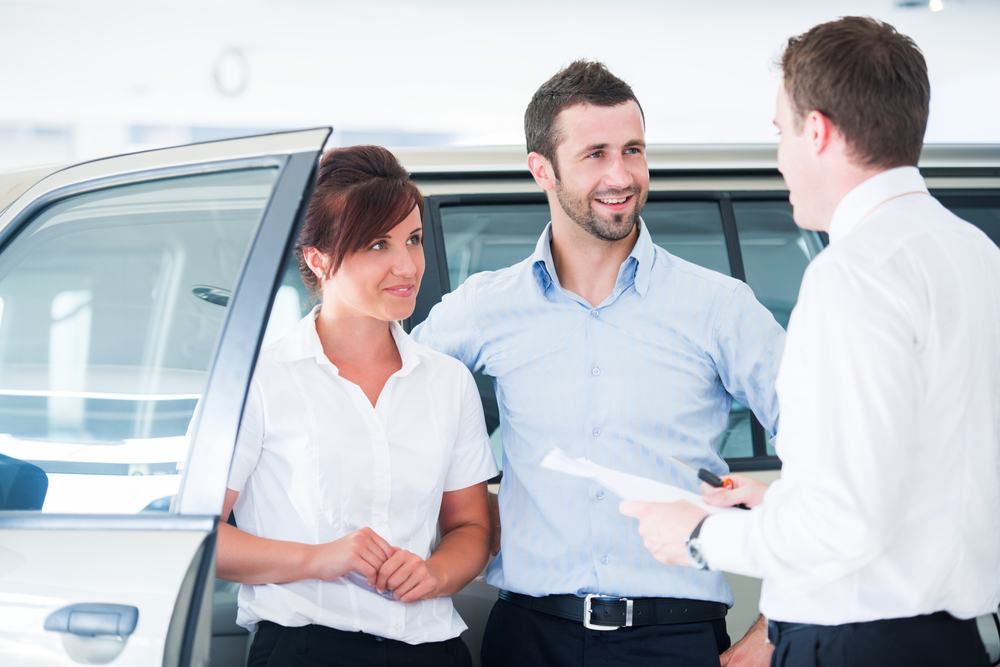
[670,456,733,489]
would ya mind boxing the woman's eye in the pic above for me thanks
[408,235,423,245]
[370,241,386,251]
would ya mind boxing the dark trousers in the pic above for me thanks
[248,620,472,667]
[769,612,990,667]
[480,597,731,667]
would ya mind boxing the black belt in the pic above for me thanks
[499,590,727,630]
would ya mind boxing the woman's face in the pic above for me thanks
[322,206,424,322]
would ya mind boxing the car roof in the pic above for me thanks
[3,143,998,216]
[394,144,1000,176]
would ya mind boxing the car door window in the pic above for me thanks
[0,168,280,513]
[440,203,550,290]
[730,199,824,458]
[936,196,1000,247]
[732,200,823,329]
[643,199,731,276]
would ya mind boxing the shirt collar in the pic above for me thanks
[530,218,654,299]
[827,166,929,244]
[270,304,421,377]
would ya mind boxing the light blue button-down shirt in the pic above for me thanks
[412,221,784,604]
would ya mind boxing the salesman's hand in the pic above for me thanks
[619,500,708,566]
[310,527,399,586]
[702,473,769,509]
[375,550,446,603]
[720,616,772,667]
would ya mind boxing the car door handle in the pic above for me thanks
[45,603,139,638]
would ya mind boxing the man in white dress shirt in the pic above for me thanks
[622,16,1000,666]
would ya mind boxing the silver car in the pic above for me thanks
[0,133,997,666]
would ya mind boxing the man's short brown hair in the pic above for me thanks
[781,16,929,169]
[525,60,643,178]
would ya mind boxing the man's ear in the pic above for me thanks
[527,152,557,192]
[806,109,840,157]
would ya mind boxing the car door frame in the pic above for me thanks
[0,128,328,667]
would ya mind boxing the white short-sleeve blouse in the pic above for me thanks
[227,306,498,644]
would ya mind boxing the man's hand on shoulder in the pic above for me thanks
[720,615,772,667]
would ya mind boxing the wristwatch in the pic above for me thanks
[686,517,710,570]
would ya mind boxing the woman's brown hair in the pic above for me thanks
[295,145,424,293]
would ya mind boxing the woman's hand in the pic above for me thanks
[374,550,446,603]
[308,528,399,587]
[701,473,769,509]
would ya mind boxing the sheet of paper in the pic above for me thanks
[540,448,740,515]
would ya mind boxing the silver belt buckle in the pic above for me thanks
[583,593,633,631]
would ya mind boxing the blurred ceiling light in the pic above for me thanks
[213,48,249,97]
[929,0,945,11]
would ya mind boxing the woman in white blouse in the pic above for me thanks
[217,145,498,667]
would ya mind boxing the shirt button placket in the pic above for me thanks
[372,422,392,531]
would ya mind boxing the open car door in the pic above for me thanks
[0,128,329,666]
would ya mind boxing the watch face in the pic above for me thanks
[686,539,709,570]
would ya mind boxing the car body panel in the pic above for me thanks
[0,522,210,666]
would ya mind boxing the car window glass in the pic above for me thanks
[439,200,735,469]
[261,260,314,347]
[440,203,550,291]
[938,198,1000,248]
[642,200,731,276]
[0,168,279,513]
[733,200,824,330]
[732,199,824,457]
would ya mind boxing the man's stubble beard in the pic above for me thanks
[554,179,648,243]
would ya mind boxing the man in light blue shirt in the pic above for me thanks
[412,60,783,667]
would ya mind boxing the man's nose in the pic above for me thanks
[604,154,632,190]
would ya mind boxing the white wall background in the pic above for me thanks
[0,0,998,168]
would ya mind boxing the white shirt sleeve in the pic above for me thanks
[443,367,499,492]
[227,376,265,493]
[701,253,920,590]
